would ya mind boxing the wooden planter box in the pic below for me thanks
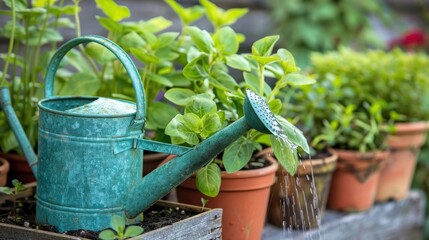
[0,183,222,240]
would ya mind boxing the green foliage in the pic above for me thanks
[0,0,79,153]
[99,215,144,240]
[0,179,25,196]
[267,0,393,66]
[283,48,429,152]
[160,0,312,197]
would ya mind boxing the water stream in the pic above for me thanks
[274,134,322,239]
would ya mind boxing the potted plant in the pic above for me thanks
[155,1,314,238]
[0,0,79,183]
[283,50,391,211]
[309,48,429,202]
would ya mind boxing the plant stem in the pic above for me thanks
[258,64,265,96]
[0,0,16,87]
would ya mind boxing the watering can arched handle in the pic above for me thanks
[44,35,146,125]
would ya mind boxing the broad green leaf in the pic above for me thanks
[111,215,125,234]
[49,5,78,15]
[131,48,160,64]
[277,48,299,73]
[200,0,222,27]
[85,42,116,64]
[251,35,279,57]
[270,135,298,175]
[185,26,215,53]
[276,116,310,153]
[118,31,145,50]
[147,102,180,129]
[32,0,57,7]
[247,54,279,66]
[95,0,130,22]
[146,72,173,87]
[285,73,315,86]
[183,55,209,80]
[64,49,92,73]
[128,16,172,33]
[196,163,221,197]
[164,88,195,106]
[209,67,237,90]
[55,18,76,28]
[243,72,271,96]
[97,17,123,33]
[3,0,27,11]
[59,72,100,96]
[213,26,238,55]
[0,187,13,195]
[155,32,179,49]
[165,0,204,25]
[223,137,254,173]
[201,112,222,138]
[185,96,217,117]
[124,226,144,238]
[225,54,251,72]
[165,113,201,145]
[99,229,116,240]
[221,8,248,26]
[268,99,282,115]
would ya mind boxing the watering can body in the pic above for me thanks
[0,35,283,233]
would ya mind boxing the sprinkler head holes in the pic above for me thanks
[244,89,285,138]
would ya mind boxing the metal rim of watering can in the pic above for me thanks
[43,35,146,125]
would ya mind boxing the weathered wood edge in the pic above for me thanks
[263,190,426,240]
[131,200,223,240]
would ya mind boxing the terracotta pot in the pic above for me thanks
[0,153,35,184]
[0,158,10,186]
[327,149,388,212]
[262,149,337,229]
[376,121,428,202]
[143,152,168,176]
[175,154,278,240]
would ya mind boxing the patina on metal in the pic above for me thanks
[0,35,284,232]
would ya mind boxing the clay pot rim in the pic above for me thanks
[329,148,389,160]
[0,157,10,173]
[391,121,428,134]
[160,152,279,180]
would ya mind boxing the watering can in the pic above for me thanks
[0,35,285,232]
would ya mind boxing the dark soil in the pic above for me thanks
[218,155,272,171]
[0,197,198,239]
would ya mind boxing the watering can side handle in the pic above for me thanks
[112,137,192,156]
[44,35,146,126]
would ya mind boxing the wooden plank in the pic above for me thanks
[0,223,84,240]
[262,190,425,239]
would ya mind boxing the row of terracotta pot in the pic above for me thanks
[267,121,428,231]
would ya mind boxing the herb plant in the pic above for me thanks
[163,0,314,197]
[99,215,144,240]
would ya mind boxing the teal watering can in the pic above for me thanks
[0,35,285,232]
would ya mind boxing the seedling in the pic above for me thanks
[201,197,209,210]
[99,215,144,240]
[0,179,25,196]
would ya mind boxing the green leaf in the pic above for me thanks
[185,26,215,53]
[155,32,179,49]
[209,67,237,90]
[0,187,13,195]
[164,88,195,106]
[223,137,254,173]
[225,54,251,72]
[95,0,130,22]
[59,72,100,96]
[221,8,248,26]
[64,49,92,73]
[147,102,180,129]
[111,215,125,234]
[118,31,145,50]
[32,0,58,7]
[146,72,173,87]
[183,54,209,80]
[185,95,217,117]
[85,42,117,64]
[276,116,310,153]
[201,112,222,138]
[247,55,279,66]
[165,0,204,25]
[277,48,299,73]
[97,17,123,33]
[284,73,315,86]
[196,163,221,197]
[98,229,117,240]
[251,35,279,57]
[270,135,298,175]
[124,226,144,238]
[165,113,201,145]
[3,0,27,11]
[213,26,238,55]
[131,48,160,64]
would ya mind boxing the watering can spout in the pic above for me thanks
[0,87,38,177]
[125,89,285,218]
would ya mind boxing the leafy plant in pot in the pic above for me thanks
[283,54,391,211]
[158,1,314,239]
[310,48,429,202]
[0,0,79,183]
